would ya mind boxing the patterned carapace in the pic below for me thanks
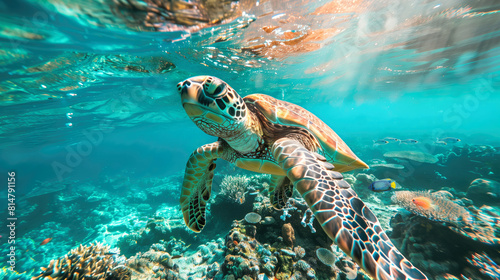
[177,75,428,280]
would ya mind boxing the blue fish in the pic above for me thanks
[368,179,396,192]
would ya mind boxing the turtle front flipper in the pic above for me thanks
[272,138,428,280]
[180,141,224,232]
[269,175,293,209]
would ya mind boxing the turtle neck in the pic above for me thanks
[224,113,262,154]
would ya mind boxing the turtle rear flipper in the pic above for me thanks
[180,142,223,232]
[272,138,428,280]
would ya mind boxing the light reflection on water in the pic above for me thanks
[0,0,497,148]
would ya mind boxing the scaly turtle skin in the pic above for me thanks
[177,76,428,280]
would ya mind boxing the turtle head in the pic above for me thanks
[177,76,249,138]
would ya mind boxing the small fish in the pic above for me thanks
[439,137,461,143]
[373,140,389,145]
[233,240,239,245]
[368,179,396,192]
[400,139,418,144]
[434,140,447,146]
[40,238,53,246]
[412,197,433,210]
[383,137,400,143]
[171,255,183,260]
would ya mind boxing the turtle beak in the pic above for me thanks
[178,80,201,103]
[177,79,192,95]
[178,80,206,117]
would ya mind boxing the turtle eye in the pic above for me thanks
[211,84,225,96]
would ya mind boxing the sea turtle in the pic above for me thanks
[177,76,428,280]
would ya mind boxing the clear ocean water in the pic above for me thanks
[0,0,499,279]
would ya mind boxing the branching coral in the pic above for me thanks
[279,198,317,233]
[33,242,182,280]
[32,242,129,280]
[391,191,470,226]
[300,209,316,233]
[218,175,249,204]
[0,268,31,280]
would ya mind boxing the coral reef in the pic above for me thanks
[116,216,191,258]
[31,242,183,280]
[389,210,500,279]
[25,181,68,198]
[369,163,405,170]
[212,187,368,280]
[467,178,500,206]
[390,188,500,279]
[392,190,500,245]
[392,190,470,225]
[450,205,500,245]
[32,243,120,280]
[281,223,295,247]
[125,248,180,279]
[0,268,32,280]
[384,150,438,164]
[466,252,500,279]
[206,174,272,235]
[245,212,262,224]
[12,164,500,280]
[218,175,250,204]
[315,248,335,267]
[222,227,268,279]
[437,145,500,191]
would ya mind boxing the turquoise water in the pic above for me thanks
[0,0,499,279]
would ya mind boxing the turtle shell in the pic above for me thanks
[244,94,368,172]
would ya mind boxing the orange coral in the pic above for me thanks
[282,223,295,247]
